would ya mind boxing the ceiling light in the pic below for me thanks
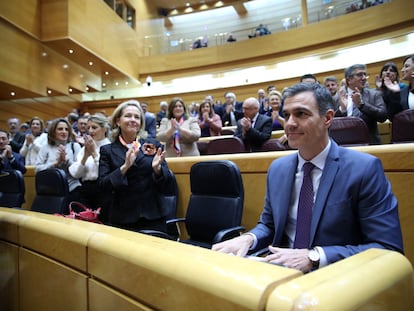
[62,64,69,69]
[88,61,93,66]
[102,83,106,87]
[69,88,73,93]
[41,52,48,57]
[10,91,15,96]
[69,49,74,54]
[105,71,109,75]
[47,89,52,94]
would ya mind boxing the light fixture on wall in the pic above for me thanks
[146,75,153,86]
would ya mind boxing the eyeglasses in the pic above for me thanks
[142,143,157,155]
[352,72,368,78]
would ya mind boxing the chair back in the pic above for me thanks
[163,170,179,239]
[391,109,414,143]
[0,169,25,208]
[260,138,287,151]
[185,160,244,247]
[329,116,370,146]
[31,168,69,214]
[207,136,246,155]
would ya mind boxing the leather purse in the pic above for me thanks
[56,201,102,224]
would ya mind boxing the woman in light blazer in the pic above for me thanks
[157,97,201,157]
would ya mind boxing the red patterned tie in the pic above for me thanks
[293,162,315,249]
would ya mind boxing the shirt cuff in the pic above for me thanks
[315,246,328,268]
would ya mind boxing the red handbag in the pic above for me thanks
[56,201,102,224]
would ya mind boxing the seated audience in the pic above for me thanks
[7,117,26,153]
[0,129,26,174]
[35,118,82,204]
[258,88,269,114]
[386,54,414,120]
[140,102,157,138]
[266,90,285,131]
[234,97,272,151]
[157,98,201,157]
[69,114,111,222]
[98,100,172,232]
[156,101,168,126]
[19,117,48,165]
[335,64,388,144]
[198,100,222,137]
[324,76,340,111]
[374,62,403,120]
[213,82,403,273]
[300,74,318,84]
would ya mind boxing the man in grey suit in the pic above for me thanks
[234,97,272,152]
[213,83,403,273]
[335,64,388,144]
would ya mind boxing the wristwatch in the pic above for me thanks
[308,248,320,270]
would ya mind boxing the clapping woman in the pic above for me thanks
[98,100,172,232]
[198,100,222,137]
[157,97,201,157]
[35,118,82,207]
[19,117,47,165]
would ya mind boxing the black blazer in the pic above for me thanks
[234,114,272,151]
[98,139,171,226]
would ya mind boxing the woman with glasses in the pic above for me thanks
[98,100,172,232]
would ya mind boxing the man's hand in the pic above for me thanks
[212,234,253,257]
[265,246,312,272]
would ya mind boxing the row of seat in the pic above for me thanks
[198,112,414,155]
[0,161,246,250]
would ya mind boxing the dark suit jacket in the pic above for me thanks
[145,112,157,138]
[0,151,26,174]
[234,114,272,151]
[387,86,410,120]
[98,139,171,227]
[250,140,403,264]
[9,132,25,153]
[335,88,387,144]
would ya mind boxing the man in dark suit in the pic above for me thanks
[213,83,403,273]
[335,64,388,144]
[234,97,272,151]
[7,117,26,153]
[141,102,157,138]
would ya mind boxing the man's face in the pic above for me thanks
[283,91,332,154]
[242,100,258,119]
[77,118,88,134]
[0,132,9,150]
[324,80,338,96]
[225,95,234,105]
[8,119,19,133]
[347,68,368,90]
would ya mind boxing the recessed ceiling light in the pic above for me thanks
[69,49,74,54]
[102,82,106,87]
[86,86,89,91]
[41,52,48,57]
[62,64,69,69]
[10,91,15,96]
[105,71,109,75]
[69,88,73,93]
[115,82,119,86]
[88,61,93,66]
[47,89,52,94]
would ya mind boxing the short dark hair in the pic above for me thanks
[344,64,366,78]
[283,82,334,116]
[300,74,317,82]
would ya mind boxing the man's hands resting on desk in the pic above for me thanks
[212,235,313,273]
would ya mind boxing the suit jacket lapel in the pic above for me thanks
[310,141,340,243]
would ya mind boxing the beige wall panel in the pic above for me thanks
[88,232,301,311]
[0,100,80,130]
[0,0,41,38]
[19,217,90,271]
[386,173,414,269]
[65,0,140,77]
[0,241,19,311]
[19,248,88,311]
[40,0,69,40]
[89,279,154,311]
